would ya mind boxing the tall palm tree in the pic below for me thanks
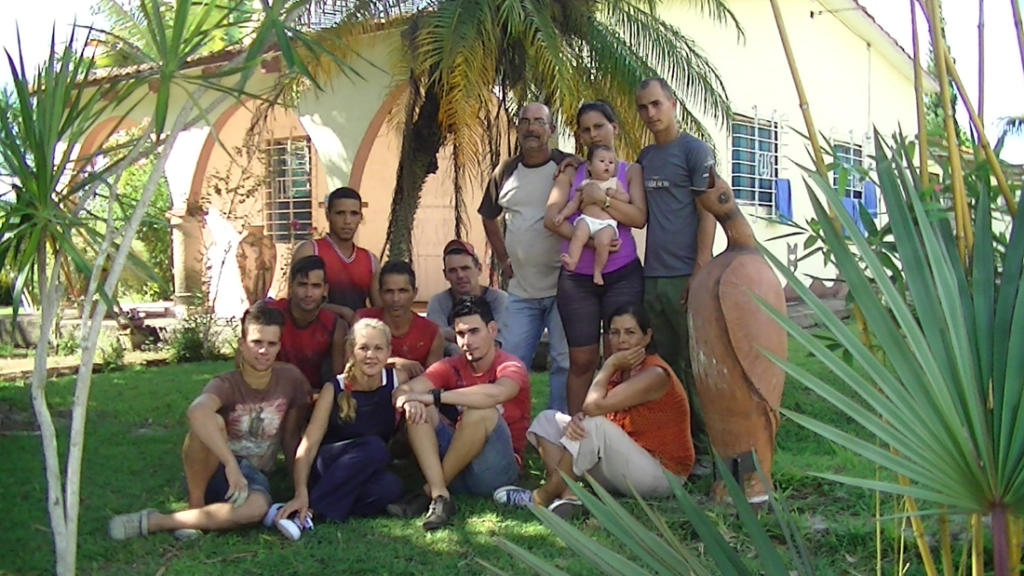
[301,0,741,260]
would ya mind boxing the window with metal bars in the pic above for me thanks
[264,137,314,244]
[832,142,865,200]
[730,114,779,212]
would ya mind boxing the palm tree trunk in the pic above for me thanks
[385,83,443,262]
[30,243,72,574]
[992,505,1009,576]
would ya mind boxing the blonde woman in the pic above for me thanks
[272,318,407,539]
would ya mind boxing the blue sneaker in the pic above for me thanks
[493,485,533,508]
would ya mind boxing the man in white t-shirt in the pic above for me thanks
[479,102,570,412]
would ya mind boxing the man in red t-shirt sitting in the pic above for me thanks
[267,255,347,390]
[389,296,530,530]
[356,260,444,377]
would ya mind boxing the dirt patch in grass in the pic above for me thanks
[0,350,171,383]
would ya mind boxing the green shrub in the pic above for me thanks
[54,332,80,357]
[167,309,230,363]
[96,336,126,371]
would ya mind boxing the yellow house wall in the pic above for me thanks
[294,31,493,299]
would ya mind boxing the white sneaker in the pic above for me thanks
[262,503,285,528]
[276,518,302,541]
[276,511,313,541]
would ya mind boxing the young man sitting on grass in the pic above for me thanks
[389,296,530,530]
[108,301,311,540]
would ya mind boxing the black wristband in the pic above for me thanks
[432,388,443,406]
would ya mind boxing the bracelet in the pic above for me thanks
[603,194,611,209]
[432,388,443,406]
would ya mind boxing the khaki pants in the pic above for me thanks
[527,410,680,498]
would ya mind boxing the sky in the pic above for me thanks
[1,0,1022,162]
[859,0,1023,162]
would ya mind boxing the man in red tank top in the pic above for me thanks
[293,187,380,326]
[356,260,444,377]
[267,255,348,390]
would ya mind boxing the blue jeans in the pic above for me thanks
[203,456,272,505]
[436,414,518,496]
[500,293,569,412]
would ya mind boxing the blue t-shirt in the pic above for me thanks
[637,133,713,277]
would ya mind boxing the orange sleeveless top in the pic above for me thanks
[606,354,694,476]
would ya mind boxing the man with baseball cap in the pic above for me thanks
[427,239,508,357]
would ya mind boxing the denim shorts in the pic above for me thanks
[435,413,519,496]
[203,455,273,504]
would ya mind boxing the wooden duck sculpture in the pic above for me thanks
[687,170,787,504]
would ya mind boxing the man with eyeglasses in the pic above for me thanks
[478,103,571,413]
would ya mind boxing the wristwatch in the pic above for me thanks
[432,388,443,406]
[603,194,611,209]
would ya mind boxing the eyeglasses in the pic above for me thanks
[517,117,549,129]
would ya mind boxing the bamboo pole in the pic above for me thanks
[944,50,1019,216]
[972,513,984,576]
[977,0,984,124]
[1011,0,1024,79]
[911,0,930,190]
[900,475,940,575]
[921,0,972,263]
[768,0,827,177]
[939,508,954,576]
[1009,516,1022,574]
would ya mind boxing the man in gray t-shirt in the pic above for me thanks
[427,239,508,357]
[635,78,717,470]
[478,102,570,412]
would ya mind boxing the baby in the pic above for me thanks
[554,145,629,285]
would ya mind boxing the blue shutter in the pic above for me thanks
[775,178,793,222]
[841,197,866,235]
[863,181,878,218]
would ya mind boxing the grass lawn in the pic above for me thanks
[0,345,915,575]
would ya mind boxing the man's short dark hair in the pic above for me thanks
[241,300,285,333]
[449,295,494,325]
[290,255,326,283]
[379,260,416,289]
[326,186,362,210]
[638,77,676,101]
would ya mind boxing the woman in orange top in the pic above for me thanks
[493,304,694,517]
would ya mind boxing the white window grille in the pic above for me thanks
[731,113,779,212]
[833,142,865,200]
[265,137,314,244]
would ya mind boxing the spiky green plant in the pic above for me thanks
[762,131,1024,575]
[488,464,814,576]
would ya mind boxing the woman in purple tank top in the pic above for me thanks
[543,101,646,416]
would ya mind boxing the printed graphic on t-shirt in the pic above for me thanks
[644,177,671,190]
[225,398,288,460]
